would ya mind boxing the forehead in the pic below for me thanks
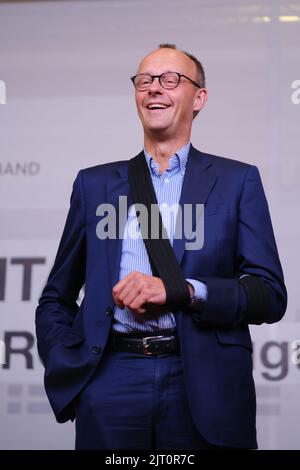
[137,49,196,75]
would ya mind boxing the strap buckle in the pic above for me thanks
[142,335,164,356]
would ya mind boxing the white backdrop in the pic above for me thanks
[0,0,299,449]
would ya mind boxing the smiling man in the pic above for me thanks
[133,47,207,165]
[36,44,287,450]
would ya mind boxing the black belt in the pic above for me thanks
[111,334,180,356]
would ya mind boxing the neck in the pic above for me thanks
[144,135,190,173]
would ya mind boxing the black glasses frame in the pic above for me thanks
[131,72,201,90]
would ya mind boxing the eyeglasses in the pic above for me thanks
[131,72,201,91]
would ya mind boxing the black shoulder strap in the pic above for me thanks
[128,153,190,310]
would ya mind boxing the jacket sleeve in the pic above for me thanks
[190,165,287,327]
[35,171,86,363]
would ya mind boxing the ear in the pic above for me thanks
[193,88,208,113]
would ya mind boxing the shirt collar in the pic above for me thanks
[143,142,191,176]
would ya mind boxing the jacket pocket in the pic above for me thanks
[205,204,229,217]
[215,328,253,352]
[61,331,85,348]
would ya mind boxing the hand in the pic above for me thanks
[186,282,195,304]
[112,271,167,315]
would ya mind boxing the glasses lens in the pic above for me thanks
[160,72,179,89]
[134,74,152,90]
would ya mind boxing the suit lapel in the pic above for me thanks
[106,160,132,289]
[173,145,217,265]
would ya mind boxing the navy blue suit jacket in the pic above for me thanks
[36,146,287,448]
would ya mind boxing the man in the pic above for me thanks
[36,44,287,450]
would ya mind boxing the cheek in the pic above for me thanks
[135,93,143,110]
[135,101,145,119]
[173,102,190,119]
[180,97,195,117]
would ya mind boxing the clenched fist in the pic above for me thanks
[112,271,167,315]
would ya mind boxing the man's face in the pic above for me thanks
[134,48,206,139]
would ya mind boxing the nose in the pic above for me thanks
[147,76,163,94]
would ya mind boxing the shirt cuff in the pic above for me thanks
[186,278,208,303]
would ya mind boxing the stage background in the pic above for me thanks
[0,0,299,449]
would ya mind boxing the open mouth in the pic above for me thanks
[146,103,170,110]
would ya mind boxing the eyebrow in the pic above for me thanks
[137,70,181,75]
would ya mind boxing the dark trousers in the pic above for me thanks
[75,347,223,450]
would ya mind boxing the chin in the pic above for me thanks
[145,120,172,133]
[147,125,170,135]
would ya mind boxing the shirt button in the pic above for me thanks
[164,178,170,183]
[105,306,113,316]
[91,345,101,355]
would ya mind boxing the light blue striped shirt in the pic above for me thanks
[112,142,207,333]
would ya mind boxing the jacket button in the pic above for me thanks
[105,306,113,316]
[91,345,101,355]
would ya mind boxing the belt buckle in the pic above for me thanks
[142,335,164,356]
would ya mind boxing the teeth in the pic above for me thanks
[148,104,168,109]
